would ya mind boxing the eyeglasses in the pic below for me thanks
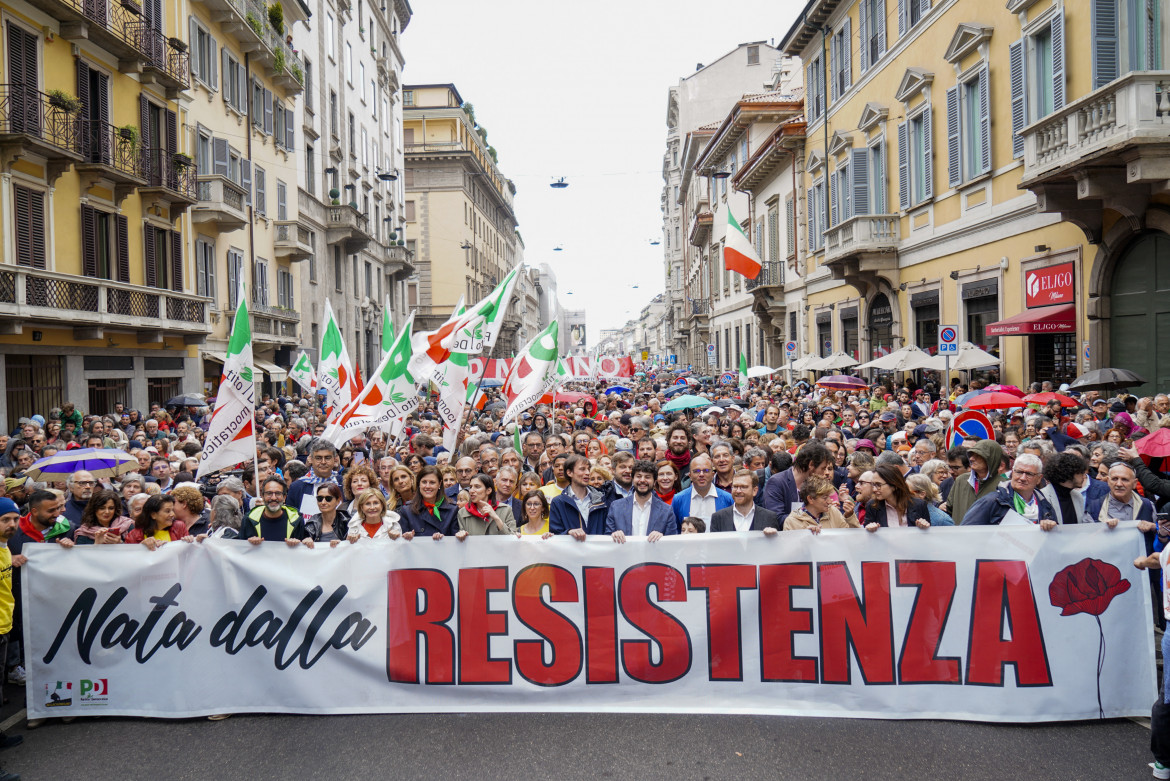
[316,495,336,503]
[262,491,286,498]
[1012,470,1041,478]
[871,481,889,488]
[74,480,96,486]
[691,468,712,475]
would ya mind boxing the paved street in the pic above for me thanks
[0,688,1153,781]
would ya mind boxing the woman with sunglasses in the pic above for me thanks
[306,482,347,545]
[864,464,932,530]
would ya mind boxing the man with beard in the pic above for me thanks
[606,460,677,543]
[671,454,732,530]
[663,422,693,477]
[240,477,312,545]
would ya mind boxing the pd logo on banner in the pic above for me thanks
[947,410,994,448]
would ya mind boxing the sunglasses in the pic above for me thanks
[316,495,337,502]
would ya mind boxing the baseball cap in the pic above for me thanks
[880,411,897,422]
[1092,398,1107,407]
[615,438,634,453]
[4,477,27,492]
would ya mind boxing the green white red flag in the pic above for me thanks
[322,313,418,445]
[319,299,361,420]
[723,207,761,279]
[289,350,316,395]
[500,319,561,427]
[197,281,255,478]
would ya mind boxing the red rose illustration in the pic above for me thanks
[1048,557,1131,616]
[1049,557,1132,718]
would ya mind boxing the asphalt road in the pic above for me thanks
[0,707,1154,781]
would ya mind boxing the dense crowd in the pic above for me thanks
[1,376,1169,775]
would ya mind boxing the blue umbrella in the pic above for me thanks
[662,394,710,413]
[27,448,138,480]
[604,386,630,395]
[954,388,994,406]
[663,384,691,397]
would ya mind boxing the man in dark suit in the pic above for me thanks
[711,470,780,534]
[606,461,678,543]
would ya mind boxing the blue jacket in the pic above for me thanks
[671,485,733,526]
[962,484,1057,526]
[550,486,610,535]
[761,469,800,517]
[1084,493,1156,524]
[399,499,460,536]
[1083,477,1109,506]
[605,494,678,536]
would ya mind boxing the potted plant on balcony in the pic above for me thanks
[267,2,284,34]
[396,239,404,246]
[388,231,396,241]
[47,90,82,113]
[173,152,193,170]
[168,37,187,52]
[290,63,303,85]
[245,12,263,36]
[274,46,286,74]
[348,200,358,210]
[329,187,340,206]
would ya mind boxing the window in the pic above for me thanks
[830,21,852,101]
[1010,13,1064,156]
[947,66,990,187]
[329,90,338,138]
[143,226,181,292]
[88,378,129,418]
[147,378,181,409]
[746,45,760,65]
[227,249,244,308]
[403,90,414,106]
[334,246,343,291]
[346,42,353,83]
[195,237,216,300]
[805,53,825,122]
[223,52,245,113]
[361,127,368,168]
[808,177,826,251]
[189,20,217,90]
[325,13,335,59]
[81,205,129,281]
[831,158,850,224]
[303,59,313,112]
[276,180,287,220]
[348,112,355,157]
[364,260,372,296]
[13,184,46,269]
[305,144,315,195]
[308,233,317,282]
[196,130,211,174]
[277,268,294,308]
[274,101,286,147]
[254,165,266,215]
[898,106,933,209]
[360,63,367,102]
[405,200,415,221]
[252,259,270,305]
[899,0,930,35]
[859,0,887,71]
[867,140,887,214]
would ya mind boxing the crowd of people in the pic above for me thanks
[1,375,1169,776]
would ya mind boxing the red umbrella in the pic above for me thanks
[1136,427,1170,461]
[962,392,1028,410]
[986,384,1025,397]
[1023,392,1078,407]
[816,375,867,390]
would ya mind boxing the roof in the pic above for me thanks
[694,93,805,172]
[740,90,802,103]
[779,0,847,56]
[402,83,465,106]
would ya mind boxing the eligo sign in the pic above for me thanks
[1025,261,1075,308]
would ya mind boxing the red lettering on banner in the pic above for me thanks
[966,561,1052,686]
[386,569,454,684]
[512,565,583,687]
[818,562,895,685]
[458,567,511,684]
[583,567,619,684]
[896,561,961,684]
[759,563,818,682]
[618,564,692,683]
[687,564,757,681]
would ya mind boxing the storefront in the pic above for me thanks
[816,310,832,358]
[840,306,858,360]
[867,294,894,359]
[911,290,940,354]
[961,279,1000,382]
[986,259,1077,385]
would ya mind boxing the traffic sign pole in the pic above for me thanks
[937,325,959,392]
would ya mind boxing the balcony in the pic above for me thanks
[746,262,787,325]
[201,0,303,94]
[273,220,313,260]
[247,302,300,345]
[37,0,146,66]
[192,175,247,229]
[74,121,147,196]
[376,242,413,273]
[744,261,784,292]
[138,148,198,213]
[0,86,84,178]
[1019,71,1170,240]
[326,204,373,253]
[689,210,713,247]
[822,214,899,280]
[135,26,190,95]
[0,266,210,342]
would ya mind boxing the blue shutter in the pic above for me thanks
[876,0,886,55]
[830,170,840,226]
[1010,38,1026,158]
[851,148,870,216]
[1051,13,1065,111]
[1092,0,1119,89]
[841,19,851,90]
[212,137,229,177]
[859,0,869,72]
[946,85,961,187]
[921,106,933,201]
[978,65,991,175]
[897,0,906,35]
[898,121,909,210]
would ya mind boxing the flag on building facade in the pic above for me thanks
[289,350,316,395]
[723,207,762,279]
[197,282,255,479]
[500,320,561,426]
[318,299,360,419]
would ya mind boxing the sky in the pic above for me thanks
[403,0,804,346]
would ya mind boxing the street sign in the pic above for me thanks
[669,354,677,364]
[785,341,797,359]
[937,325,959,354]
[706,344,716,354]
[641,350,649,361]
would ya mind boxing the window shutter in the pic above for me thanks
[873,142,886,213]
[851,148,870,216]
[13,186,29,267]
[1091,0,1119,88]
[829,171,840,226]
[81,205,97,277]
[195,241,206,297]
[876,0,887,55]
[237,64,247,113]
[978,65,991,175]
[897,0,906,35]
[829,35,838,104]
[919,0,929,20]
[209,37,218,90]
[921,106,933,201]
[189,18,198,80]
[767,209,779,263]
[1009,38,1026,158]
[227,251,238,298]
[115,215,129,282]
[277,180,287,220]
[171,230,183,291]
[264,89,274,134]
[222,47,230,103]
[818,184,828,246]
[1051,13,1065,111]
[841,19,851,90]
[946,85,961,187]
[139,94,151,148]
[96,72,109,126]
[897,121,909,210]
[1147,0,1158,70]
[144,226,157,287]
[285,109,295,150]
[76,60,91,160]
[859,0,869,71]
[241,159,251,205]
[785,198,795,257]
[255,166,266,214]
[166,108,177,154]
[212,137,229,176]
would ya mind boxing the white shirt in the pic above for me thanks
[689,483,719,529]
[631,495,652,537]
[732,504,755,532]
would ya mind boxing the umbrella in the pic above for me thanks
[857,345,930,371]
[746,365,775,378]
[816,375,868,390]
[954,388,994,406]
[714,399,743,408]
[480,379,504,388]
[789,354,822,372]
[634,372,646,377]
[961,392,1028,410]
[919,342,1001,372]
[816,351,861,371]
[662,394,710,413]
[1069,368,1147,391]
[165,393,206,407]
[1136,428,1170,471]
[663,384,692,397]
[26,448,139,481]
[985,384,1025,397]
[604,386,630,395]
[1023,392,1078,407]
[484,400,505,411]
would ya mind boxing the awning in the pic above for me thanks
[203,350,227,364]
[253,359,288,382]
[985,304,1076,336]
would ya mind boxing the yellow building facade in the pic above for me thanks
[0,0,207,426]
[781,0,1118,389]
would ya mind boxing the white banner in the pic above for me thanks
[23,525,1155,720]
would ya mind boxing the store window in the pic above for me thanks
[868,293,895,358]
[816,313,832,357]
[912,291,940,353]
[962,279,1000,357]
[840,308,859,359]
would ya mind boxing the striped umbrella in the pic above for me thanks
[26,448,139,481]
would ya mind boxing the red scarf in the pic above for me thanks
[656,490,675,505]
[665,449,691,473]
[465,501,489,519]
[18,514,44,542]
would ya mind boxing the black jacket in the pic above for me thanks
[709,505,781,532]
[864,497,933,527]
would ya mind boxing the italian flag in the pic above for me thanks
[433,298,471,451]
[289,350,316,395]
[318,299,361,421]
[739,352,749,395]
[409,267,521,379]
[723,207,761,279]
[197,281,256,479]
[322,312,419,445]
[381,295,395,359]
[500,320,561,427]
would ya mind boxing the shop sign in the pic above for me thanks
[1025,262,1075,308]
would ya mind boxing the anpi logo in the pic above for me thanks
[80,678,109,705]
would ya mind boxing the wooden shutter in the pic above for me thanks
[841,19,851,91]
[144,226,157,287]
[170,230,183,291]
[1092,0,1119,89]
[785,197,795,257]
[81,205,98,277]
[264,89,274,134]
[255,166,266,214]
[919,0,930,21]
[285,110,295,151]
[189,18,198,81]
[897,0,906,35]
[829,170,839,226]
[139,94,151,148]
[921,107,933,201]
[276,180,287,220]
[212,137,229,176]
[221,47,231,104]
[946,85,961,187]
[851,147,870,216]
[77,60,92,160]
[1051,13,1065,111]
[241,159,251,205]
[8,23,38,135]
[859,0,869,71]
[1009,38,1026,158]
[13,185,32,267]
[115,214,129,282]
[897,121,909,210]
[876,0,886,56]
[978,66,991,175]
